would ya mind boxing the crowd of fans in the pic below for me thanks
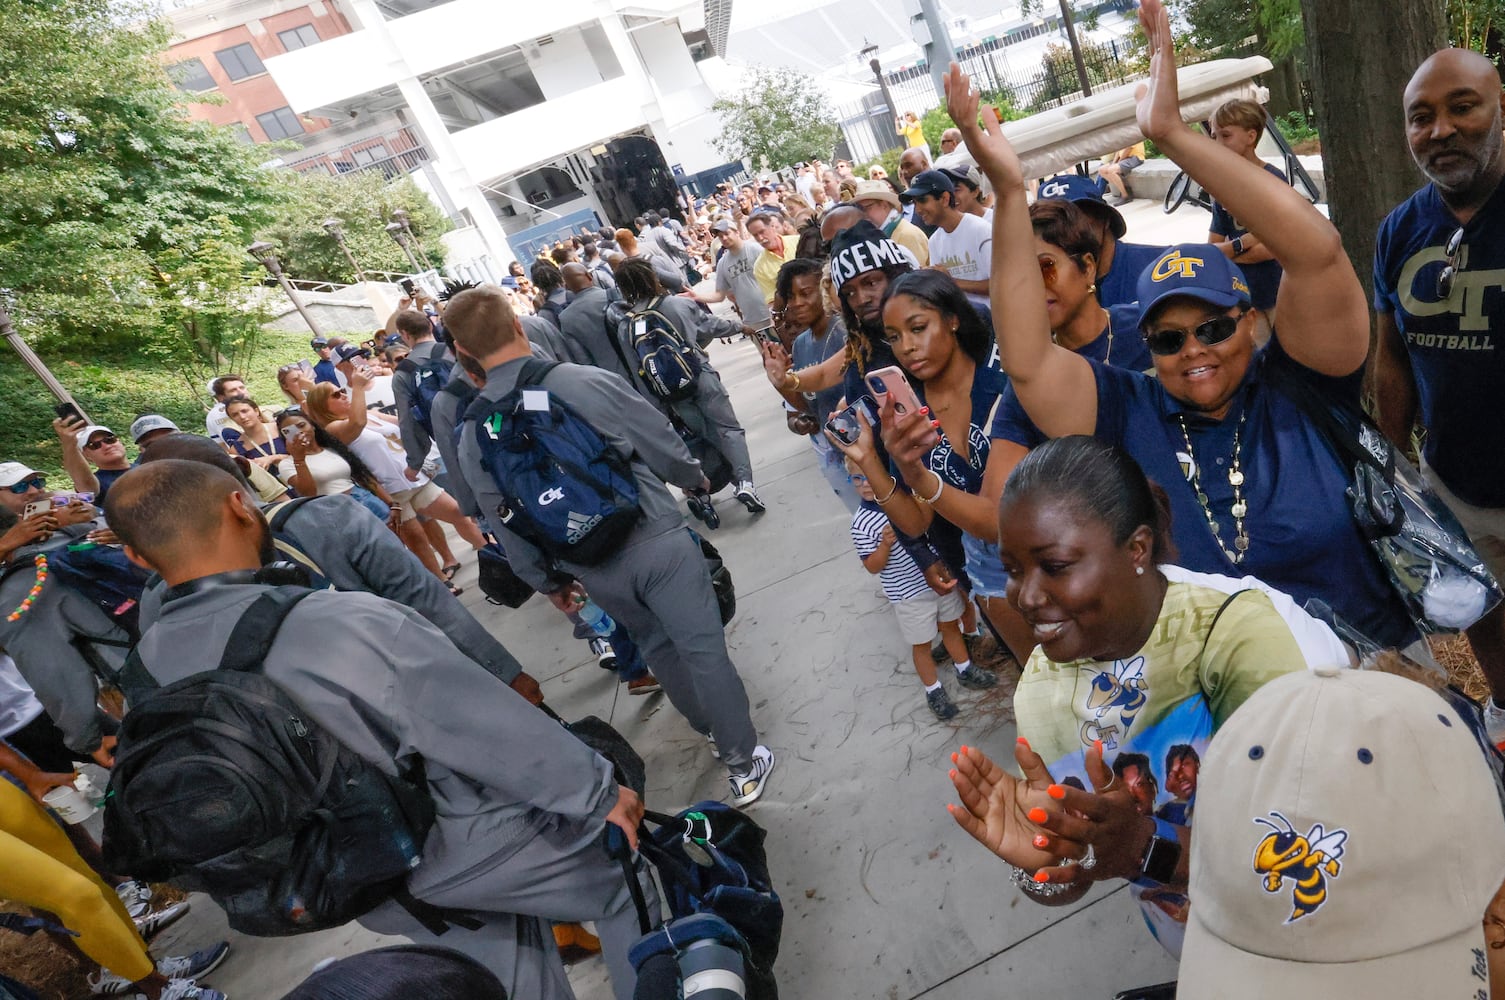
[1,2,1504,996]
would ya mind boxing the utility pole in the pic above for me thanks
[1057,0,1093,98]
[914,0,959,104]
[0,301,90,419]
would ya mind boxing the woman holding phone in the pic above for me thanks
[827,269,1031,667]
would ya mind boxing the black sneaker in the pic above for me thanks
[926,686,959,720]
[931,640,951,664]
[956,665,999,690]
[589,637,617,671]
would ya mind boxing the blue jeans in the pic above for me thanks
[348,485,391,521]
[962,532,1009,600]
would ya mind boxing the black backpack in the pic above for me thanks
[103,588,437,937]
[395,353,456,437]
[610,297,702,402]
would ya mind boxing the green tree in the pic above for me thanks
[260,170,452,285]
[712,66,841,171]
[0,0,276,365]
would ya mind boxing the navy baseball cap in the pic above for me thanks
[310,337,329,348]
[902,169,956,201]
[1134,244,1253,331]
[1037,173,1126,239]
[334,344,371,362]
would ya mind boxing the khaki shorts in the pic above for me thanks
[1423,460,1505,583]
[892,588,966,645]
[389,480,444,523]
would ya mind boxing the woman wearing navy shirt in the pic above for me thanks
[828,270,1032,663]
[944,6,1417,652]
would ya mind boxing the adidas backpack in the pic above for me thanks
[395,353,456,437]
[466,359,642,565]
[612,296,702,402]
[103,588,436,937]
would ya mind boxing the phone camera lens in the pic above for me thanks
[870,377,887,394]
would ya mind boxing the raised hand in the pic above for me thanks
[944,63,1021,189]
[758,339,794,390]
[823,402,877,467]
[1134,0,1183,143]
[877,392,941,475]
[947,740,1061,873]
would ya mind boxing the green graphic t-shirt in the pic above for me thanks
[1014,564,1350,956]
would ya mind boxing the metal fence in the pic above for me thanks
[287,126,432,181]
[835,37,1139,166]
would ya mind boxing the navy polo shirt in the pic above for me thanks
[1374,178,1505,508]
[1097,240,1170,312]
[312,358,342,386]
[991,303,1151,449]
[1091,335,1415,648]
[1210,163,1286,310]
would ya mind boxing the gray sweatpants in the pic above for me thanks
[360,816,659,1000]
[580,525,759,772]
[676,369,754,486]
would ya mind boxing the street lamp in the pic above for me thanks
[0,297,90,422]
[860,41,904,152]
[321,218,366,283]
[247,241,325,338]
[390,209,433,272]
[384,222,424,277]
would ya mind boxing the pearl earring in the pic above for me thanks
[1135,566,1145,576]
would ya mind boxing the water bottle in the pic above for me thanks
[575,597,616,637]
[678,938,747,999]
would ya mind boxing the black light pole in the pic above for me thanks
[0,299,89,419]
[1057,0,1093,97]
[861,42,904,152]
[385,222,424,276]
[321,218,366,282]
[391,209,433,272]
[247,241,325,338]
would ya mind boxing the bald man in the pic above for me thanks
[1373,47,1505,730]
[106,460,655,1000]
[898,146,936,234]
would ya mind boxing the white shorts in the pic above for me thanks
[389,480,444,523]
[892,588,966,645]
[1423,460,1505,582]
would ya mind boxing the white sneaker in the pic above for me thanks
[115,880,152,919]
[728,745,775,807]
[1485,698,1505,746]
[706,733,720,759]
[733,481,766,514]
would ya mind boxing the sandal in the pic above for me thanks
[447,582,464,597]
[441,562,461,581]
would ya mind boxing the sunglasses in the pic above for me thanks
[1038,254,1084,288]
[6,476,45,494]
[1143,312,1246,357]
[278,363,302,374]
[848,473,869,483]
[1436,226,1465,300]
[84,434,119,450]
[332,388,349,398]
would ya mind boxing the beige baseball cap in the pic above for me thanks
[851,179,899,211]
[1180,667,1505,998]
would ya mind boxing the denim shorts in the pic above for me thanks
[348,485,392,521]
[962,532,1010,600]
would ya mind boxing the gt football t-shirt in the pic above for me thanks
[1013,565,1348,955]
[1374,178,1505,508]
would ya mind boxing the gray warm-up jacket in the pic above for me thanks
[392,338,452,471]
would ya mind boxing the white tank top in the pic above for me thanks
[301,447,356,497]
[345,420,427,496]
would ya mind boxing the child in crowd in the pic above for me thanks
[846,458,979,720]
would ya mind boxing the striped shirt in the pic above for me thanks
[851,500,932,602]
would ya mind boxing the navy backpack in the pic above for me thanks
[396,354,456,437]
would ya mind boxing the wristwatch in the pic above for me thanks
[1231,235,1246,257]
[1136,819,1182,886]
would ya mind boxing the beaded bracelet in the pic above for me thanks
[5,554,49,622]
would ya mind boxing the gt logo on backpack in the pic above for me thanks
[614,297,701,401]
[468,360,642,564]
[396,354,456,436]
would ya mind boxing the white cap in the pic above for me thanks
[1180,668,1505,999]
[129,414,179,443]
[74,425,114,450]
[0,462,41,489]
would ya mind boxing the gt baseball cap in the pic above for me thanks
[334,344,371,362]
[1179,667,1505,999]
[129,415,179,443]
[0,462,41,489]
[1134,244,1252,331]
[1037,173,1126,238]
[901,169,956,201]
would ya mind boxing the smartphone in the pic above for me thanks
[54,401,82,423]
[297,359,315,378]
[22,500,49,520]
[825,404,863,447]
[753,325,778,345]
[399,278,416,297]
[281,425,301,442]
[865,365,923,417]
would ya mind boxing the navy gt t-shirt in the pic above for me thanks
[1098,240,1171,312]
[1210,163,1287,310]
[1374,178,1505,508]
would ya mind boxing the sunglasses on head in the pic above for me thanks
[1436,226,1465,300]
[6,476,45,494]
[1142,311,1248,357]
[84,434,119,450]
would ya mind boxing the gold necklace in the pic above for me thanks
[1175,405,1250,564]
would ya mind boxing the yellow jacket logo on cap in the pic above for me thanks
[1251,811,1347,923]
[1151,250,1205,282]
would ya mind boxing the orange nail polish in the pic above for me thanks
[1028,807,1048,824]
[1033,835,1049,848]
[1094,739,1103,755]
[960,745,969,754]
[1016,736,1030,748]
[951,752,958,764]
[1033,871,1051,883]
[1048,784,1065,800]
[920,406,930,414]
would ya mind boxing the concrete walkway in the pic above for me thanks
[150,201,1210,999]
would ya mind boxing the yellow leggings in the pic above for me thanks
[0,779,153,982]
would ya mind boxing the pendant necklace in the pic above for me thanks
[1176,405,1250,564]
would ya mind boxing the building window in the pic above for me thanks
[215,42,266,81]
[277,24,321,52]
[227,123,253,144]
[169,57,217,92]
[256,106,304,140]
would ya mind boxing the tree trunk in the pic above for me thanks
[1262,55,1302,117]
[1298,0,1445,307]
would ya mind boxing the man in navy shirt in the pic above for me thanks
[1374,47,1505,724]
[1036,173,1168,311]
[310,338,344,387]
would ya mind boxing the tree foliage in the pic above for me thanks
[712,66,841,171]
[260,170,452,285]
